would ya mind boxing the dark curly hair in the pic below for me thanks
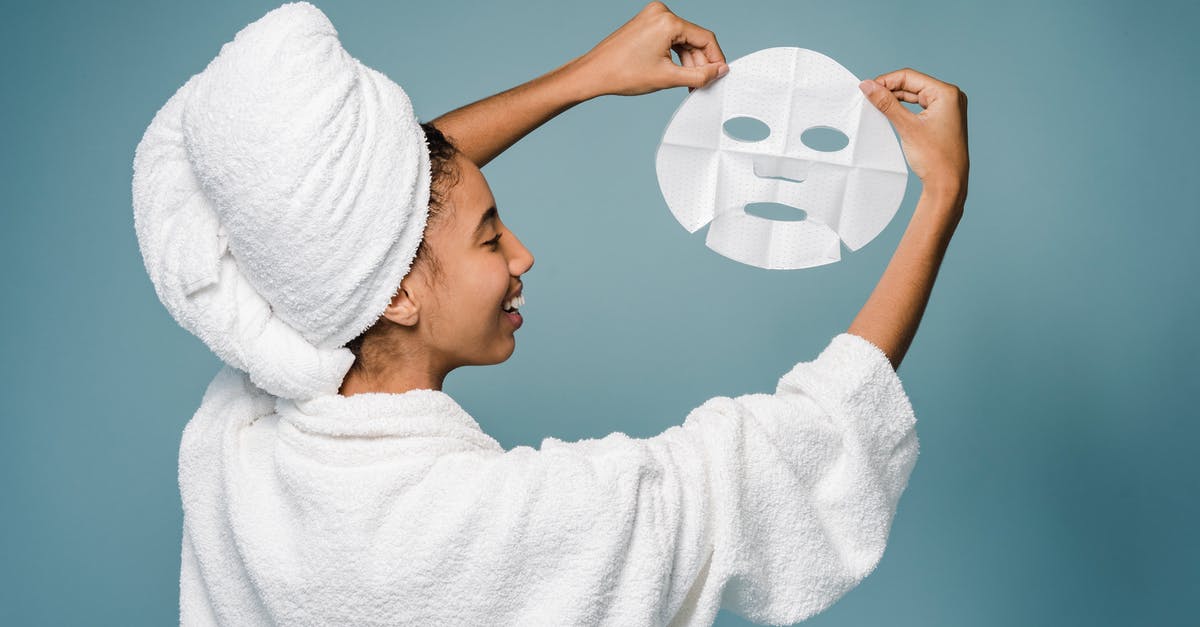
[343,121,461,371]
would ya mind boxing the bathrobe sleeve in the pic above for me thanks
[472,332,919,626]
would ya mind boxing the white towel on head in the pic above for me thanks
[132,1,431,400]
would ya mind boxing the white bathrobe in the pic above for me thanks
[177,332,919,626]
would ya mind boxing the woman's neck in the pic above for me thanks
[339,362,447,396]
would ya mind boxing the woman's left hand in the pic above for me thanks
[571,1,728,98]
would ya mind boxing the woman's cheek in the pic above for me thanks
[465,254,507,306]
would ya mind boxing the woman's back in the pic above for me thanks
[179,333,917,626]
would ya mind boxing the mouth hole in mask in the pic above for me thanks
[744,202,808,222]
[723,116,771,143]
[800,126,850,152]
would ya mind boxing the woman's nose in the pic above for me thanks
[508,232,534,275]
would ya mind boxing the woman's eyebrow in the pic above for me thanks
[472,205,498,239]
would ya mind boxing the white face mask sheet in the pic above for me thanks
[655,47,908,269]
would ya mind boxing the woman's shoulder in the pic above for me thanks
[180,366,277,455]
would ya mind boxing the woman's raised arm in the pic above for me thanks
[429,1,728,168]
[848,68,970,371]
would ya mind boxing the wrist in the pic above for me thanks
[921,176,967,208]
[552,55,604,104]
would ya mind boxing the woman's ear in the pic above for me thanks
[381,284,420,327]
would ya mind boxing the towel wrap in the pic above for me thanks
[132,1,431,399]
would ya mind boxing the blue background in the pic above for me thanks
[2,0,1196,624]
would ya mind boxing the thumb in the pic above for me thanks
[859,79,913,130]
[673,62,729,90]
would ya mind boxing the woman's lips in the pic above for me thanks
[503,308,523,330]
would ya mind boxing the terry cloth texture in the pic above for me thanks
[132,2,431,400]
[177,333,920,626]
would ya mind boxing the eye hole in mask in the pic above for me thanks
[722,116,771,142]
[799,126,850,152]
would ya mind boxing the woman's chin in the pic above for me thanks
[498,335,517,361]
[480,334,516,365]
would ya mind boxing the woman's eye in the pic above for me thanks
[487,234,502,249]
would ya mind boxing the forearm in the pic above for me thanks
[429,58,596,169]
[427,3,730,168]
[848,184,964,371]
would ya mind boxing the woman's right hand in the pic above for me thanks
[571,1,727,98]
[859,68,969,202]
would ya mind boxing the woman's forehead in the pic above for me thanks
[445,157,497,236]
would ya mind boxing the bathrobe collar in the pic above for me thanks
[274,389,504,453]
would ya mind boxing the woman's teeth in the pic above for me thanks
[503,293,525,312]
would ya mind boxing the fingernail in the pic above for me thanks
[717,63,729,78]
[858,79,876,94]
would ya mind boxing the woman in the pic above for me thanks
[134,2,968,625]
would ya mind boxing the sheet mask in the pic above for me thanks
[655,47,908,269]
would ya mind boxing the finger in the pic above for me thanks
[675,46,702,92]
[668,60,728,90]
[859,79,916,130]
[671,19,726,65]
[672,44,696,67]
[671,45,700,92]
[676,46,700,90]
[891,90,920,104]
[874,68,950,105]
[689,50,713,92]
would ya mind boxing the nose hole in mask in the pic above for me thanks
[744,202,808,222]
[800,126,850,152]
[753,160,807,184]
[722,116,771,142]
